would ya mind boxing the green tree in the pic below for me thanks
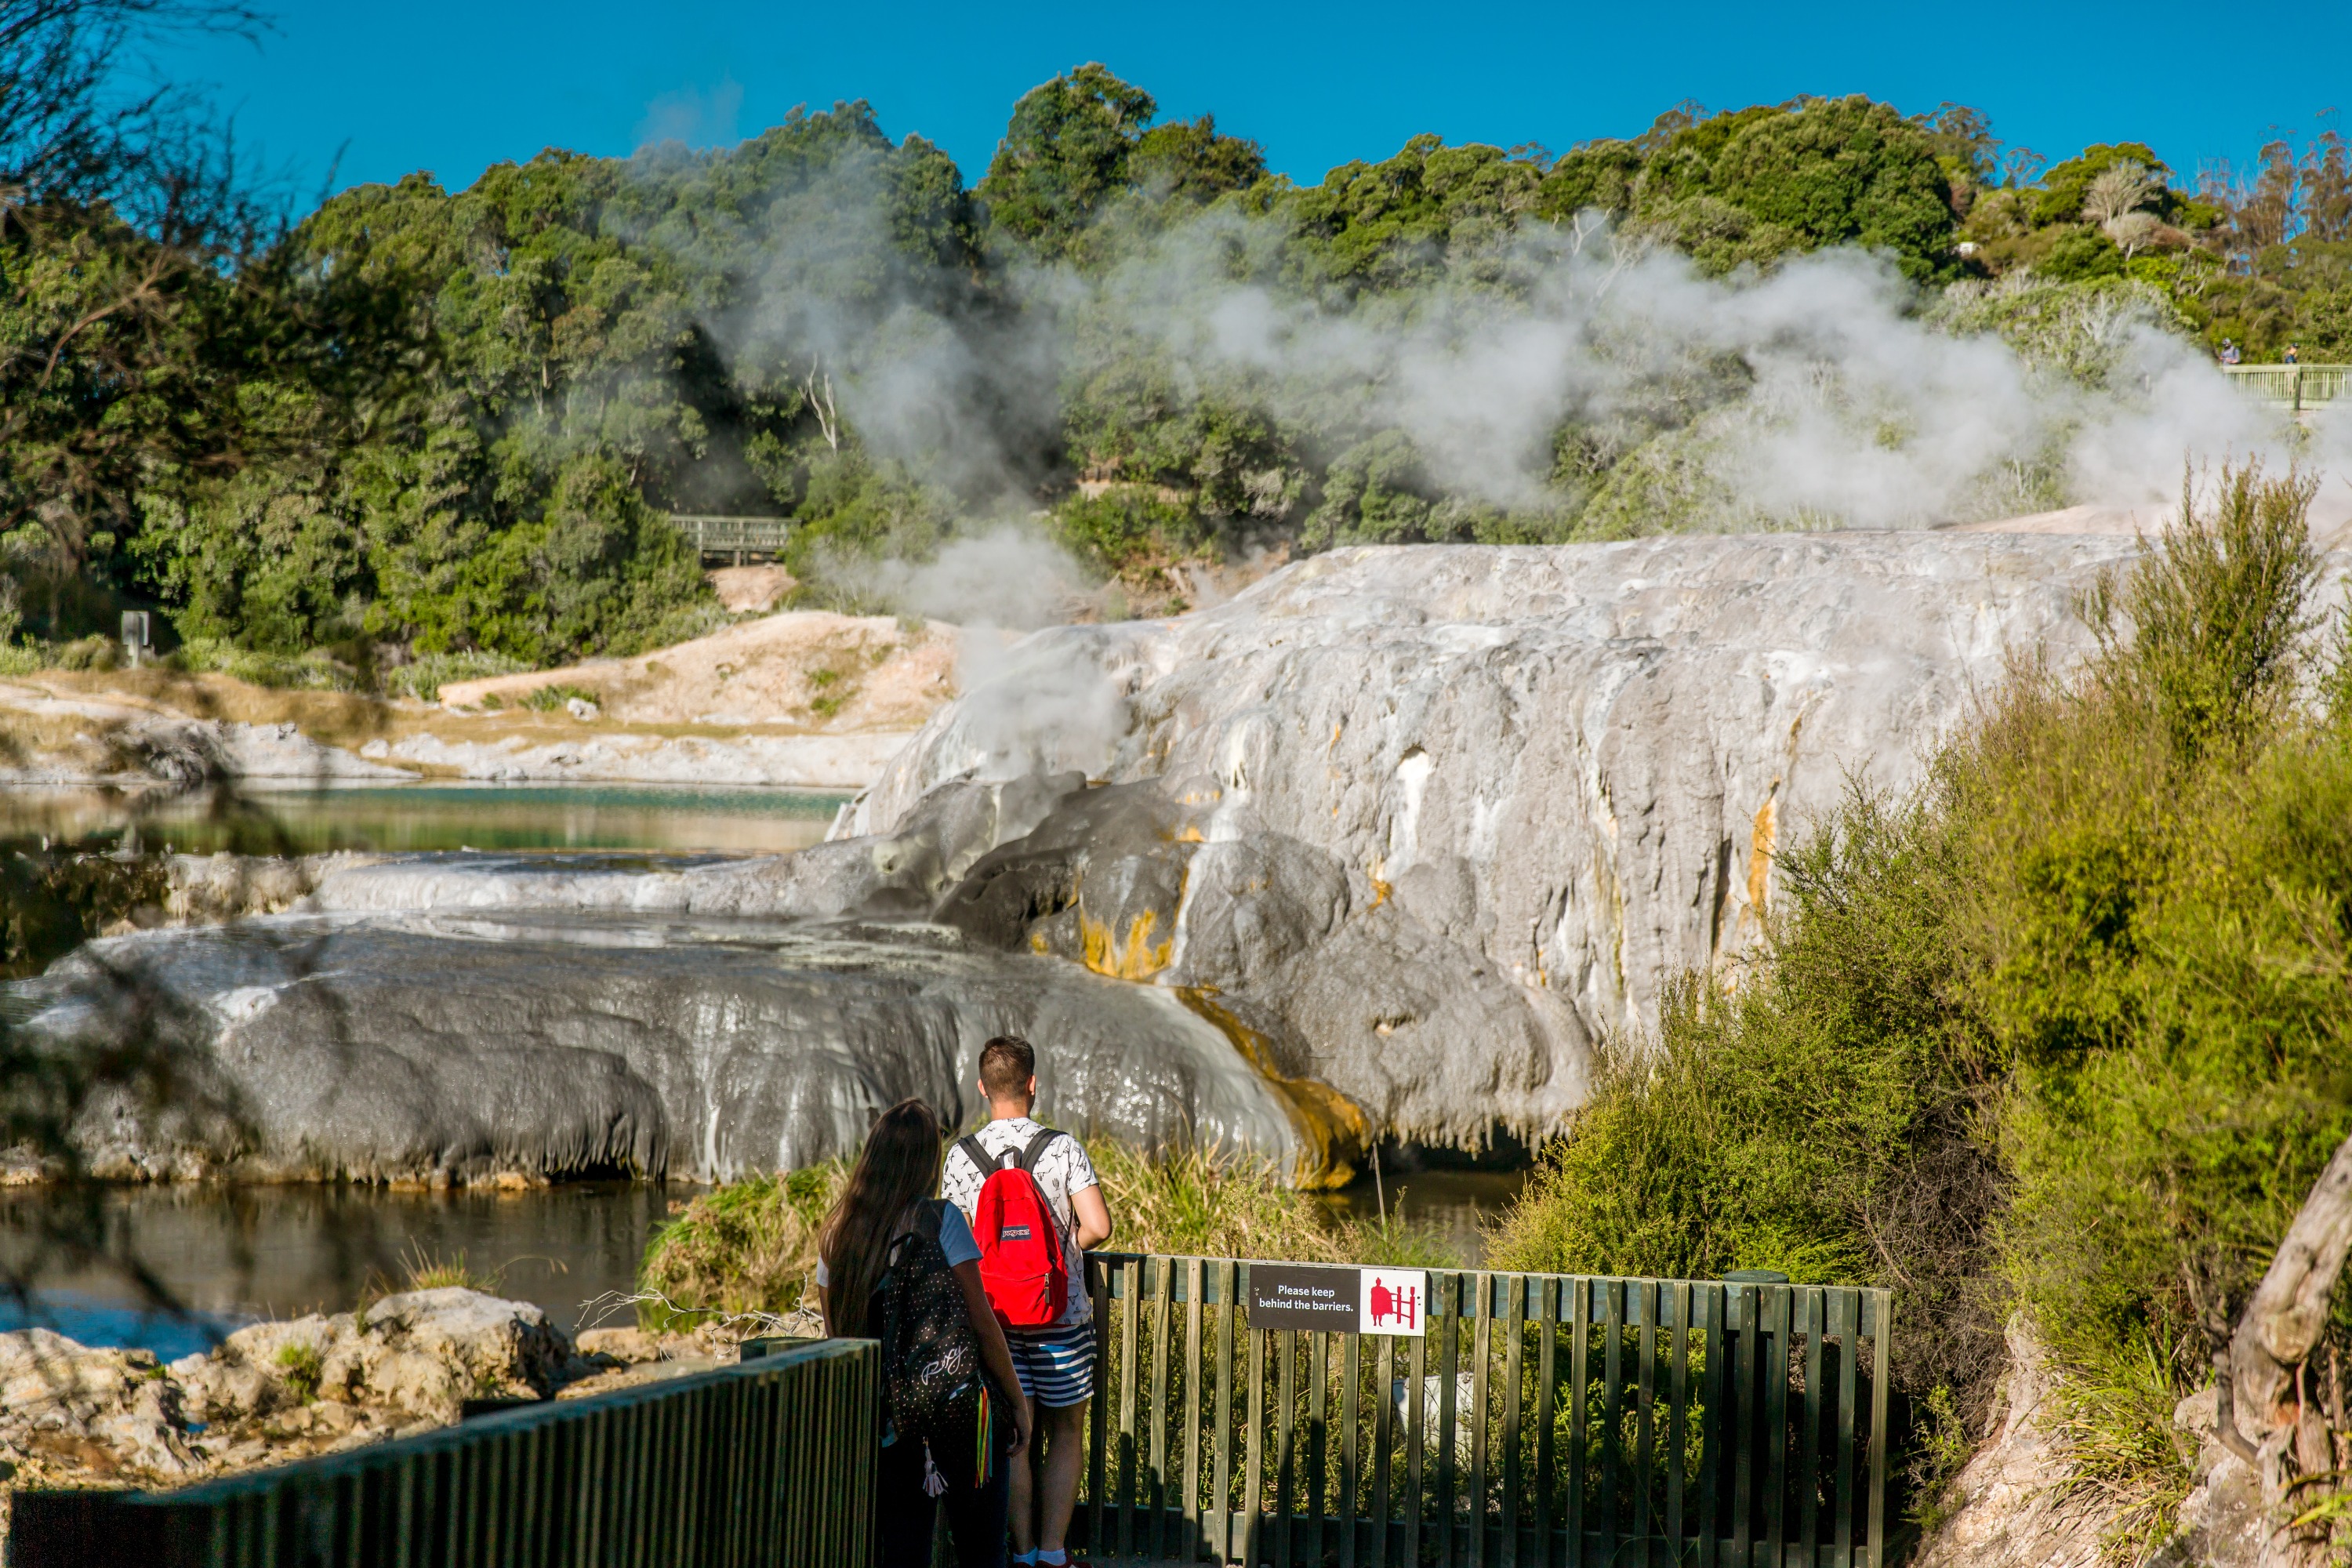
[977,64,1158,259]
[1634,96,1961,280]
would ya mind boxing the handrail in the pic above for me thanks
[2221,363,2350,411]
[666,513,793,557]
[7,1334,877,1567]
[1076,1252,1894,1568]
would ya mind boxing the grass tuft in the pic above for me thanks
[274,1341,324,1403]
[637,1142,1459,1328]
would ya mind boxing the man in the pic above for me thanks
[942,1036,1114,1568]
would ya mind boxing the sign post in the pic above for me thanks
[1246,1265,1427,1335]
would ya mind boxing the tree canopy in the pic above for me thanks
[5,49,2348,672]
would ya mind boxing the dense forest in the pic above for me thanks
[5,1,2351,676]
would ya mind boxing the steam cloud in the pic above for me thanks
[644,148,2352,618]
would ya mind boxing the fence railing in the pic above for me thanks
[7,1334,875,1568]
[1074,1256,1893,1568]
[2223,363,2350,411]
[666,514,794,558]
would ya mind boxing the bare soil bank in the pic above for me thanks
[0,612,978,791]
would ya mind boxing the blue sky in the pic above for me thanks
[153,0,2348,202]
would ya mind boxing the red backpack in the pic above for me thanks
[956,1128,1071,1329]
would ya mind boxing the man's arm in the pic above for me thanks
[1073,1183,1112,1251]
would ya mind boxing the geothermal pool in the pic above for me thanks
[0,1173,1523,1358]
[0,782,851,856]
[2,778,1526,1355]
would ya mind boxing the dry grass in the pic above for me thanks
[637,1163,848,1323]
[637,1142,1456,1327]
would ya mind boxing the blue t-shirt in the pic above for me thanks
[813,1202,978,1287]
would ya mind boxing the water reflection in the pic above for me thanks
[0,783,848,856]
[3,1170,1529,1359]
[0,1181,693,1354]
[1317,1169,1526,1265]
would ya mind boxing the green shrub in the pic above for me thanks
[638,1163,848,1326]
[2037,226,2126,283]
[379,648,529,702]
[167,636,358,691]
[519,683,597,713]
[1488,463,2352,1539]
[45,634,119,672]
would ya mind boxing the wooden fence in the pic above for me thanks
[6,1335,875,1568]
[1073,1256,1893,1568]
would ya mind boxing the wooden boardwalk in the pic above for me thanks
[2223,363,2349,412]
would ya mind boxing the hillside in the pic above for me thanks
[0,612,971,790]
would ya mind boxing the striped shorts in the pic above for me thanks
[1006,1321,1098,1408]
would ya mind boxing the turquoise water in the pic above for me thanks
[0,782,849,855]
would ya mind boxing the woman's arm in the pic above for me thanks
[953,1260,1030,1457]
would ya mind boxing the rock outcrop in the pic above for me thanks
[844,534,2141,1131]
[0,681,412,788]
[1912,1319,2120,1568]
[0,1289,596,1552]
[12,532,2157,1180]
[18,904,1304,1185]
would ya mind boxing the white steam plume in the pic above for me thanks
[638,150,2337,619]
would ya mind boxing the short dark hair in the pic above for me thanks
[978,1035,1036,1099]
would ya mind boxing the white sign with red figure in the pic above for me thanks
[1360,1269,1428,1336]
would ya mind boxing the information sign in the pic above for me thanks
[1245,1265,1428,1335]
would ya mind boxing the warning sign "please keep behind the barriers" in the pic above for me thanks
[1244,1265,1428,1336]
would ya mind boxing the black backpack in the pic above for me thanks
[869,1199,995,1489]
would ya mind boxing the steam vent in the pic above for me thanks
[17,532,2138,1188]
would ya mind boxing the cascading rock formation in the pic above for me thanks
[12,532,2140,1187]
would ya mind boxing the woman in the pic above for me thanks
[819,1099,1030,1568]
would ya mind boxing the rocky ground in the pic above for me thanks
[0,610,967,793]
[0,1289,761,1552]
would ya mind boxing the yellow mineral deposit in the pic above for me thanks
[1177,989,1368,1190]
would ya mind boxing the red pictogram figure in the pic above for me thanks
[1369,1279,1394,1326]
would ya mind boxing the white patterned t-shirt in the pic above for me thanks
[942,1116,1101,1330]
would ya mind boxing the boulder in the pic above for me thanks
[176,1288,574,1425]
[0,1328,198,1482]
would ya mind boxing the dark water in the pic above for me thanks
[3,1171,1527,1361]
[1319,1169,1527,1263]
[0,1182,690,1359]
[0,782,848,856]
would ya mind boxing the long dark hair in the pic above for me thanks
[819,1098,945,1338]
